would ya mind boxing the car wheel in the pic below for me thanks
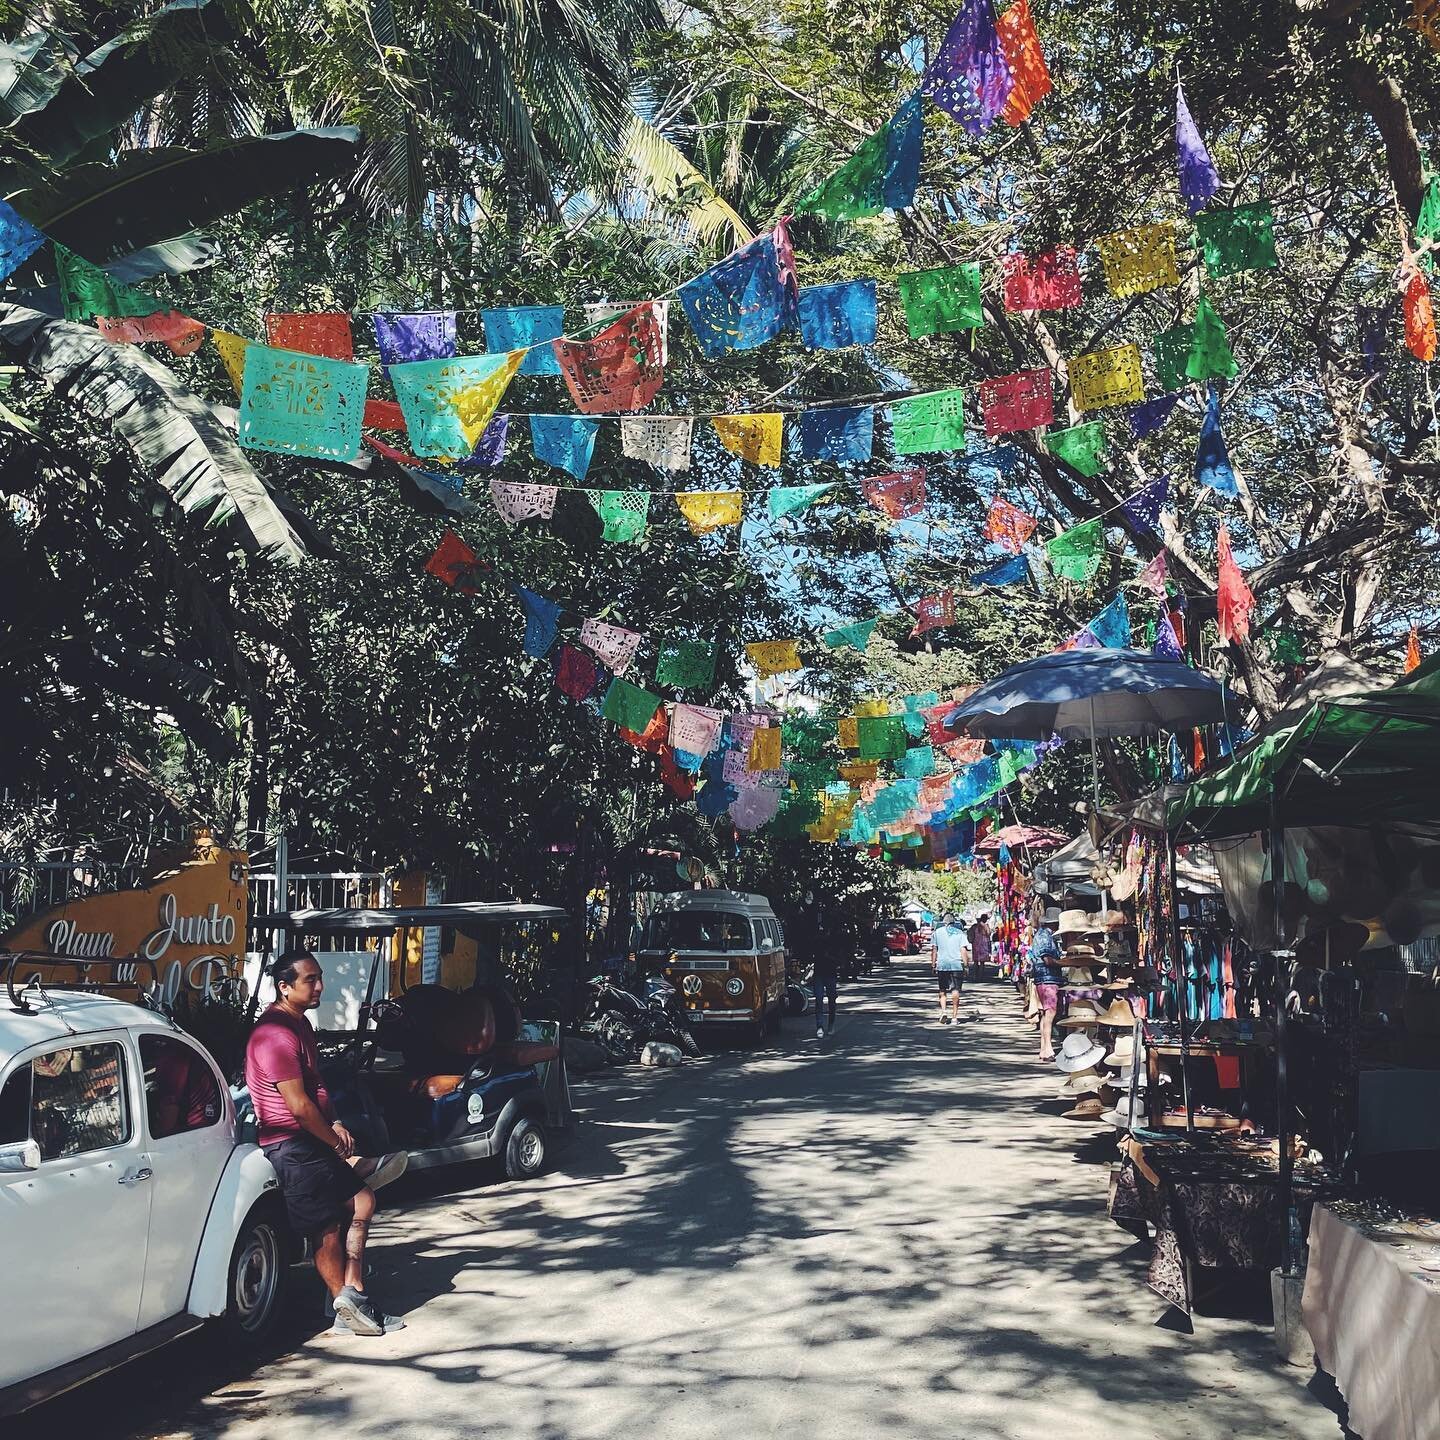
[223,1205,289,1347]
[504,1118,548,1180]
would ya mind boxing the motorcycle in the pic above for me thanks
[641,974,702,1057]
[581,975,700,1062]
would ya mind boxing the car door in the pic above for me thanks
[0,1035,151,1390]
[135,1031,235,1329]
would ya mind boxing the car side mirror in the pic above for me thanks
[0,1139,41,1173]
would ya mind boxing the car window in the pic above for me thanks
[650,911,752,951]
[140,1033,224,1138]
[0,1063,30,1145]
[31,1042,130,1161]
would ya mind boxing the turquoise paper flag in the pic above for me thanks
[1086,593,1131,648]
[391,353,516,458]
[768,483,834,519]
[531,415,599,478]
[483,305,565,376]
[238,343,368,461]
[824,618,879,652]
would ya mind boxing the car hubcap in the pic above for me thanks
[234,1224,280,1332]
[519,1130,544,1170]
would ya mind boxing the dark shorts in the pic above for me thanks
[263,1134,367,1238]
[937,969,964,994]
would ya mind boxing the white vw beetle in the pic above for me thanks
[0,959,288,1414]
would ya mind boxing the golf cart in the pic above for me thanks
[251,902,571,1181]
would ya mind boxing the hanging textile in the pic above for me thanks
[265,312,354,361]
[731,784,780,831]
[974,553,1030,587]
[1087,593,1131,648]
[531,415,600,478]
[0,198,44,281]
[450,350,525,450]
[1195,202,1278,278]
[1045,517,1105,583]
[863,467,927,518]
[797,279,879,349]
[712,412,783,466]
[1095,223,1180,298]
[1195,386,1239,497]
[921,0,1014,135]
[983,497,1037,552]
[1176,81,1221,215]
[660,747,698,799]
[979,367,1053,437]
[96,311,205,351]
[482,305,564,376]
[675,490,744,535]
[515,587,561,658]
[891,390,966,454]
[1068,343,1145,412]
[554,642,604,701]
[1135,551,1168,597]
[1216,523,1254,643]
[899,746,937,779]
[552,301,665,412]
[769,483,834,519]
[824,617,879,652]
[372,311,457,374]
[54,246,161,321]
[838,715,860,749]
[943,738,988,768]
[671,703,725,757]
[898,263,984,337]
[1153,607,1185,660]
[1406,626,1423,673]
[911,589,955,636]
[490,479,557,525]
[857,715,907,760]
[1404,264,1437,363]
[922,701,959,743]
[1001,246,1080,312]
[424,529,479,591]
[392,354,516,458]
[620,416,693,471]
[460,412,509,467]
[798,94,924,220]
[587,490,651,542]
[580,617,643,674]
[655,637,717,689]
[1129,392,1182,440]
[745,639,802,678]
[601,676,662,734]
[238,344,368,461]
[1154,322,1196,394]
[797,406,874,462]
[211,330,251,395]
[678,221,797,359]
[748,726,783,772]
[840,760,879,783]
[1120,475,1169,537]
[1186,293,1238,382]
[997,0,1052,124]
[1046,421,1107,476]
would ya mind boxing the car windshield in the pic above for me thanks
[649,911,752,951]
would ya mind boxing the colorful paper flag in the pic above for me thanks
[490,479,558,525]
[1069,343,1145,412]
[1176,81,1221,216]
[671,703,725,757]
[997,0,1051,125]
[898,263,984,337]
[552,300,665,413]
[554,642,604,700]
[911,589,956,636]
[857,714,907,760]
[1001,246,1080,312]
[979,367,1053,437]
[515,587,562,658]
[1154,322,1196,394]
[974,553,1030,587]
[1086,593,1131,648]
[449,350,524,449]
[984,497,1037,552]
[424,529,479,591]
[1186,293,1238,382]
[891,390,966,454]
[675,490,744,535]
[838,715,860,749]
[54,245,160,321]
[1195,202,1278,278]
[238,343,368,461]
[458,412,509,467]
[745,639,803,678]
[863,467,927,518]
[797,279,879,349]
[211,329,251,395]
[799,94,924,221]
[265,312,353,361]
[587,490,651,543]
[620,416,693,471]
[391,354,515,458]
[372,312,456,374]
[1135,551,1168,597]
[0,198,45,282]
[748,727,783,772]
[483,305,564,376]
[678,221,797,360]
[1404,265,1437,362]
[96,310,205,352]
[769,483,835,519]
[1095,223,1179,299]
[1046,421,1107,476]
[531,415,600,478]
[601,676,662,734]
[825,618,880,652]
[655,637,717,689]
[1196,387,1239,496]
[921,0,1014,135]
[797,406,874,462]
[1046,517,1105,583]
[1153,607,1185,660]
[580,617,644,674]
[1406,626,1423,673]
[712,412,783,466]
[1121,475,1168,536]
[1130,392,1182,440]
[362,398,406,431]
[1216,523,1253,643]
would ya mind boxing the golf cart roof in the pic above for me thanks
[255,902,567,936]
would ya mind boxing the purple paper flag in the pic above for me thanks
[1070,627,1102,650]
[1176,82,1220,217]
[1121,475,1169,537]
[922,1,1015,136]
[373,312,458,375]
[1129,392,1182,440]
[1154,606,1185,660]
[458,413,510,468]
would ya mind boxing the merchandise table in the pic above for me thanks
[1302,1200,1440,1440]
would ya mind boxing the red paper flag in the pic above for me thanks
[862,468,927,519]
[555,642,603,700]
[620,704,671,755]
[1406,625,1422,673]
[363,398,407,431]
[1404,267,1436,363]
[1192,729,1206,771]
[978,367,1054,438]
[1216,523,1254,644]
[424,529,479,593]
[984,497,1038,553]
[96,310,206,354]
[911,589,956,636]
[1001,247,1080,312]
[552,301,665,413]
[659,745,697,800]
[265,311,354,361]
[998,0,1052,126]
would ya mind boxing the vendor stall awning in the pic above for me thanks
[1034,830,1220,897]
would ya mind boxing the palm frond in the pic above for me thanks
[619,114,754,246]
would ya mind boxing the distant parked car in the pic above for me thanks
[881,921,916,955]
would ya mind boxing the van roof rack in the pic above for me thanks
[2,952,160,1013]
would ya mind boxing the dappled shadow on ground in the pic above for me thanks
[14,965,1343,1440]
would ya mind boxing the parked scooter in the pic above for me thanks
[581,975,699,1062]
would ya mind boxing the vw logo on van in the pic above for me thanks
[681,975,703,996]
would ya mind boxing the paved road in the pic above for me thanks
[16,964,1346,1440]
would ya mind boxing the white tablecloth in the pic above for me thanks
[1302,1203,1440,1440]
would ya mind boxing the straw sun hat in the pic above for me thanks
[1056,1033,1107,1072]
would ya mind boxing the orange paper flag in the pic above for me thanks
[1406,625,1423,673]
[1404,267,1436,362]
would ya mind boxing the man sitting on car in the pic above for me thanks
[244,952,407,1336]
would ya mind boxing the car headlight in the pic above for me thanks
[725,976,745,997]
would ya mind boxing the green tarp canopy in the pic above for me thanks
[1168,655,1440,838]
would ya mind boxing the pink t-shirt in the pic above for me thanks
[244,1004,334,1147]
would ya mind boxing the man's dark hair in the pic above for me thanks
[270,950,315,988]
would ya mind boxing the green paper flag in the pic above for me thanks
[799,93,923,221]
[601,676,662,733]
[1154,322,1195,394]
[1186,293,1238,382]
[1266,627,1306,664]
[55,244,162,321]
[1418,178,1440,242]
[898,263,984,338]
[892,387,966,454]
[1046,421,1107,477]
[1046,517,1105,583]
[857,714,907,760]
[1195,202,1278,278]
[655,637,716,688]
[824,618,879,652]
[587,490,650,543]
[768,483,834,519]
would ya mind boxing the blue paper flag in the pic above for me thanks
[483,305,565,376]
[0,198,46,282]
[530,415,599,478]
[974,554,1030,587]
[1086,593,1131,649]
[678,225,797,360]
[1129,392,1182,440]
[515,587,561,658]
[1196,387,1239,497]
[797,279,878,350]
[1120,475,1169,537]
[921,1,1013,136]
[796,406,874,462]
[372,312,457,376]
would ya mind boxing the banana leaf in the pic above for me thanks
[0,29,72,126]
[0,303,307,562]
[102,234,223,284]
[13,127,362,262]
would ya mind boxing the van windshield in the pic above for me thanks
[649,911,753,951]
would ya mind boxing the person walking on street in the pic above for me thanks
[794,890,838,1037]
[244,952,408,1336]
[967,912,993,981]
[1027,906,1064,1062]
[930,915,970,1025]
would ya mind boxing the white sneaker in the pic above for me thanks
[816,1026,825,1037]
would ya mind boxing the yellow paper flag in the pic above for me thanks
[838,716,859,749]
[745,639,802,678]
[712,413,783,467]
[450,350,525,450]
[675,489,744,534]
[839,760,879,782]
[211,330,251,396]
[1069,343,1146,412]
[748,726,782,771]
[1095,223,1178,299]
[855,697,893,717]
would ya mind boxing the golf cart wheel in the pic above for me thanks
[223,1204,290,1348]
[504,1118,548,1180]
